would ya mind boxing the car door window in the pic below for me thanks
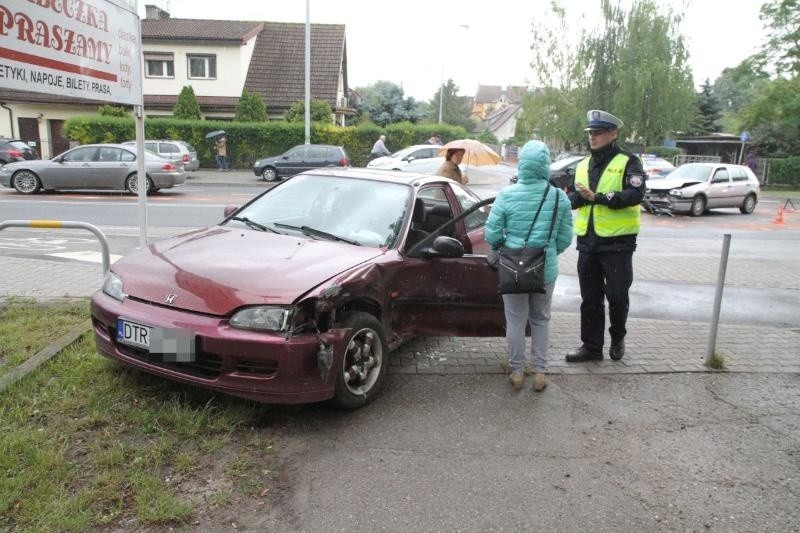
[450,183,489,231]
[418,186,454,234]
[307,146,328,160]
[97,147,122,162]
[120,149,135,162]
[711,169,730,183]
[62,147,97,162]
[285,147,305,160]
[159,142,180,154]
[731,167,748,182]
[144,142,157,152]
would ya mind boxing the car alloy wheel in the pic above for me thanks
[12,170,41,194]
[740,194,756,214]
[261,167,278,182]
[690,195,706,217]
[332,311,388,409]
[125,173,154,195]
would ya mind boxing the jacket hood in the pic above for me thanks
[112,227,384,315]
[516,140,551,184]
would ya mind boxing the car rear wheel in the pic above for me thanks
[690,195,706,217]
[740,194,757,214]
[12,170,41,194]
[261,167,278,182]
[125,173,154,195]
[332,311,388,409]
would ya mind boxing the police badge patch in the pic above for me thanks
[628,174,644,187]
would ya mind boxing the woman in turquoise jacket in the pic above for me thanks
[485,140,573,392]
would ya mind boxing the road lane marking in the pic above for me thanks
[48,251,122,264]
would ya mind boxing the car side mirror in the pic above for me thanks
[223,204,238,218]
[422,236,464,258]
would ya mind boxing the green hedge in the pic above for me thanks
[63,116,469,168]
[644,146,683,159]
[768,156,800,187]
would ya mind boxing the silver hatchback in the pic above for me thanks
[644,163,760,216]
[0,143,186,194]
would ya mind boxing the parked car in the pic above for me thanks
[366,144,441,170]
[0,138,39,165]
[644,163,760,216]
[253,144,350,182]
[123,140,199,171]
[90,168,502,408]
[510,154,584,186]
[0,143,186,194]
[638,154,675,179]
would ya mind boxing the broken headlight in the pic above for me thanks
[230,306,294,332]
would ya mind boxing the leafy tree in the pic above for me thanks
[234,89,267,122]
[355,81,420,126]
[689,79,722,134]
[98,105,127,117]
[172,86,202,120]
[760,0,800,75]
[740,76,800,155]
[429,79,475,130]
[284,99,333,123]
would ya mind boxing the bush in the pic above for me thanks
[62,116,471,168]
[768,156,800,187]
[644,146,683,159]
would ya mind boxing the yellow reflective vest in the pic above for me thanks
[574,154,640,237]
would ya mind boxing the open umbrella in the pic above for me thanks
[205,130,226,140]
[438,139,501,167]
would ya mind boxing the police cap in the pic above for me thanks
[585,109,623,131]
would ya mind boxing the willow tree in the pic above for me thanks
[524,0,695,147]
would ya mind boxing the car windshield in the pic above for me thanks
[551,156,582,171]
[388,146,419,159]
[228,174,410,248]
[666,164,711,181]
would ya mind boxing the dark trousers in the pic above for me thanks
[577,250,634,353]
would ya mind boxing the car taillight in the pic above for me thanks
[7,150,23,158]
[340,157,348,166]
[162,163,176,171]
[183,154,189,163]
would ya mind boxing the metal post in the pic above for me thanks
[706,233,731,362]
[304,0,311,145]
[134,105,148,247]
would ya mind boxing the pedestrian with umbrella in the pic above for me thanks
[206,130,228,171]
[437,139,502,185]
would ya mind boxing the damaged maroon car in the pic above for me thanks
[90,168,504,409]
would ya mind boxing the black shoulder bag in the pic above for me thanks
[496,185,559,294]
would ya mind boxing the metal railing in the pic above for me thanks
[0,220,110,276]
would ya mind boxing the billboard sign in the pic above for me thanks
[0,0,142,105]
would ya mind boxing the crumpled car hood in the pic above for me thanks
[113,226,384,315]
[647,177,702,191]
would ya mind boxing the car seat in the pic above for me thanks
[405,198,429,250]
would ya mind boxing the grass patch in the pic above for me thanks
[0,297,88,378]
[0,300,282,530]
[705,352,726,370]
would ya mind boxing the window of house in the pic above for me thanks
[188,55,217,79]
[144,52,174,78]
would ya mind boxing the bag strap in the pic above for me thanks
[544,189,560,243]
[523,184,550,246]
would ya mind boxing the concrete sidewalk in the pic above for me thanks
[1,168,798,376]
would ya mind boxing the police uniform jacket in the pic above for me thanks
[568,142,645,254]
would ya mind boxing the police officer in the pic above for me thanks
[566,110,645,362]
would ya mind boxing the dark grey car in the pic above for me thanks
[253,144,350,182]
[0,138,39,165]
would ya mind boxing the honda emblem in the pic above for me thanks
[164,293,177,305]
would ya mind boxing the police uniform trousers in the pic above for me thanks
[577,250,633,353]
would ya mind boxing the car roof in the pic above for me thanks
[302,166,453,186]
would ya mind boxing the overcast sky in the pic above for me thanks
[139,0,768,100]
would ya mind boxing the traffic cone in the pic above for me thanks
[773,206,784,224]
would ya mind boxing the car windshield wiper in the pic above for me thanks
[231,216,279,233]
[274,222,360,246]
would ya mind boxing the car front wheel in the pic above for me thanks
[690,195,706,217]
[12,170,41,194]
[125,173,154,195]
[261,167,278,182]
[332,311,388,409]
[740,194,757,214]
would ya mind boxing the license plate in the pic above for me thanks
[117,319,151,349]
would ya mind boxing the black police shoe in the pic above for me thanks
[565,345,603,363]
[609,339,625,361]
